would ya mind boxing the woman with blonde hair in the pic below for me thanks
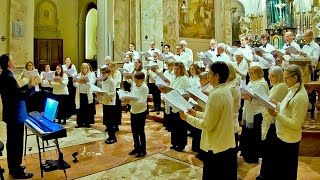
[159,62,190,152]
[108,61,122,131]
[240,66,268,163]
[73,63,96,128]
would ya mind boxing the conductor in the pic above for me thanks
[0,54,38,179]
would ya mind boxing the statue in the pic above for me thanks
[239,13,251,36]
[313,7,320,37]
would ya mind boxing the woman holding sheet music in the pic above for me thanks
[159,62,190,152]
[47,65,69,124]
[123,54,134,92]
[19,61,42,112]
[73,63,96,128]
[179,61,237,180]
[108,61,122,130]
[257,66,288,180]
[262,64,308,180]
[62,57,77,119]
[240,66,268,163]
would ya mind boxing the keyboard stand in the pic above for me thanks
[36,137,70,179]
[24,126,46,156]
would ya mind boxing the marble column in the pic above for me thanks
[141,0,163,51]
[97,0,114,66]
[163,0,179,48]
[9,0,34,67]
[215,0,232,44]
[113,0,130,63]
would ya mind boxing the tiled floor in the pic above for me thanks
[0,104,320,180]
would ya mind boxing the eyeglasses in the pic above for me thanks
[284,73,296,80]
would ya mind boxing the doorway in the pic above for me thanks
[34,39,63,71]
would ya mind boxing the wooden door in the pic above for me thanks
[34,39,63,71]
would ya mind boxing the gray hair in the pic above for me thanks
[269,66,284,83]
[199,72,209,79]
[179,40,187,46]
[233,50,244,57]
[284,64,303,83]
[217,43,226,50]
[210,39,217,44]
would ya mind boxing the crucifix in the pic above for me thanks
[275,0,286,22]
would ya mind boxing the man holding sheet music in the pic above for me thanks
[253,34,276,86]
[179,61,237,180]
[147,52,163,114]
[127,43,140,60]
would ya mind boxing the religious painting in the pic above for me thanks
[231,0,245,44]
[179,0,215,39]
[12,21,24,37]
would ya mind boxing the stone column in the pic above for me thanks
[9,0,34,67]
[97,0,114,66]
[163,0,179,48]
[215,0,232,44]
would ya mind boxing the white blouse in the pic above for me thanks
[275,83,308,143]
[186,83,235,153]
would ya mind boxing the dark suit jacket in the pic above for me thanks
[0,69,34,124]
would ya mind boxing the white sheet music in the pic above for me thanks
[144,61,159,69]
[117,68,128,73]
[270,49,285,57]
[140,51,152,58]
[240,81,255,98]
[284,46,300,55]
[200,57,213,66]
[117,90,139,101]
[64,68,76,75]
[91,85,106,93]
[186,87,208,103]
[197,52,213,58]
[254,87,276,110]
[162,90,193,112]
[155,76,169,88]
[42,71,55,80]
[123,52,134,56]
[73,77,89,83]
[22,69,39,79]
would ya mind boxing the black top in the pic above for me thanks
[0,69,34,124]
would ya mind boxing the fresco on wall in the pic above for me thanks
[179,0,215,39]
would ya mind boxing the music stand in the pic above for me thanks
[0,141,5,180]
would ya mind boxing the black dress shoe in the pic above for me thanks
[135,152,146,158]
[20,165,26,170]
[170,145,176,149]
[113,127,119,132]
[105,139,117,144]
[174,147,184,152]
[128,149,138,155]
[10,171,33,179]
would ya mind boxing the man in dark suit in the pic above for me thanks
[0,54,37,179]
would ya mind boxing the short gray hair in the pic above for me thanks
[269,66,284,83]
[179,40,187,46]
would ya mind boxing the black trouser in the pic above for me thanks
[103,105,117,140]
[56,94,69,121]
[263,69,270,87]
[123,81,131,92]
[25,91,42,112]
[130,112,147,153]
[202,148,237,180]
[6,122,24,173]
[149,83,161,111]
[240,113,263,163]
[170,111,187,149]
[123,81,131,111]
[259,124,299,180]
[77,93,94,126]
[191,126,201,152]
[67,77,76,117]
[115,88,122,125]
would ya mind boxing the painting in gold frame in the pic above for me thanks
[179,0,215,39]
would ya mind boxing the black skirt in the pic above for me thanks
[76,93,95,125]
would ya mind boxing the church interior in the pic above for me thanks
[1,0,320,179]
